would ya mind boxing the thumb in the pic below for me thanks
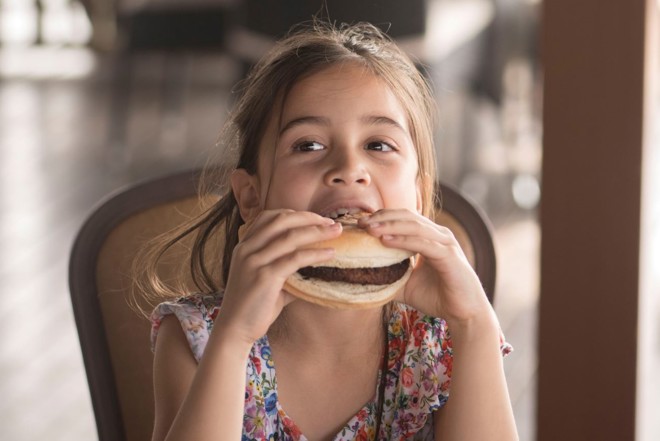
[280,290,298,308]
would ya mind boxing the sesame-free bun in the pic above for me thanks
[302,220,413,268]
[284,265,413,309]
[284,215,414,309]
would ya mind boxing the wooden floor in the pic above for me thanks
[0,46,539,441]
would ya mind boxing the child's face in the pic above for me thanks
[253,63,421,217]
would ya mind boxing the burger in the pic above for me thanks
[284,213,415,309]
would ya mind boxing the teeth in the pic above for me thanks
[326,207,362,219]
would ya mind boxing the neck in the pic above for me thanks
[268,301,386,361]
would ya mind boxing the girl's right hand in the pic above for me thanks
[213,210,341,346]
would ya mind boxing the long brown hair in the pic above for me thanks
[134,21,438,304]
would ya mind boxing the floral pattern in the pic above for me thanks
[151,293,512,440]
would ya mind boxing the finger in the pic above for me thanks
[360,210,465,262]
[243,210,335,240]
[239,210,337,251]
[365,216,455,245]
[236,221,341,271]
[359,208,420,224]
[245,246,338,291]
[379,234,469,266]
[361,209,444,235]
[279,290,298,308]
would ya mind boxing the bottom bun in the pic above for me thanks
[283,264,413,309]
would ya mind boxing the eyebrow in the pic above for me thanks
[279,116,329,135]
[362,115,407,132]
[279,114,407,136]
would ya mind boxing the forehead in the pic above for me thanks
[279,63,409,126]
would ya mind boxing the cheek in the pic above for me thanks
[383,170,421,208]
[261,166,316,209]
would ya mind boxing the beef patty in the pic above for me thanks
[297,259,410,285]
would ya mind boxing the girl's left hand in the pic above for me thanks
[360,209,493,325]
[362,211,518,441]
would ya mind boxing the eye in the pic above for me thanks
[365,140,396,152]
[293,140,325,152]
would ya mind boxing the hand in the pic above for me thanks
[360,209,493,326]
[214,210,342,346]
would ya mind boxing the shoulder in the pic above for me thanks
[152,292,222,321]
[379,303,452,437]
[385,303,512,408]
[150,292,223,362]
[389,302,452,355]
[388,302,453,400]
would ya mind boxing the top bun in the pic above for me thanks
[304,213,413,269]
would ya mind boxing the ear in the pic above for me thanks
[231,169,262,223]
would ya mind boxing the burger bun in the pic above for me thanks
[284,215,414,309]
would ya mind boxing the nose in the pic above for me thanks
[324,148,371,186]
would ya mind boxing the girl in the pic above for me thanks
[145,21,518,441]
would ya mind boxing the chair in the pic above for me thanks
[68,168,496,441]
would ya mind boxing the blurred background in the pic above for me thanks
[0,0,542,439]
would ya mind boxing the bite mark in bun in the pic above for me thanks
[284,213,414,309]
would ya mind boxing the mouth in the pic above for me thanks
[322,207,370,220]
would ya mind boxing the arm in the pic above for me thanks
[151,316,195,441]
[150,209,341,441]
[433,312,518,441]
[151,315,253,441]
[360,210,518,440]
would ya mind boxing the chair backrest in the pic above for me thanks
[69,168,496,441]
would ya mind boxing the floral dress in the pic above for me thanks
[151,293,512,440]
